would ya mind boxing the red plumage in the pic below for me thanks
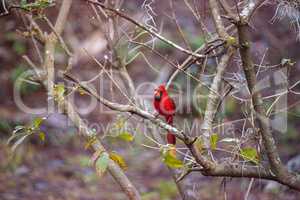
[153,85,176,145]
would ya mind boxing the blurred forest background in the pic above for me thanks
[1,0,300,200]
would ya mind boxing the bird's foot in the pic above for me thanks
[152,111,160,118]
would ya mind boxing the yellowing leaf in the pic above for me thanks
[210,134,218,150]
[39,131,45,142]
[53,84,65,101]
[95,152,109,177]
[118,132,134,142]
[163,154,184,169]
[161,147,183,169]
[168,145,176,158]
[110,152,127,170]
[33,117,45,129]
[225,36,237,47]
[77,87,86,95]
[240,147,259,164]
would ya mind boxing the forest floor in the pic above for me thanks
[0,137,299,200]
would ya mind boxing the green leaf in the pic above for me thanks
[0,120,11,132]
[10,65,26,82]
[39,131,45,142]
[225,36,237,47]
[11,65,40,95]
[161,147,183,169]
[33,117,45,129]
[13,125,26,134]
[240,147,259,164]
[190,36,205,50]
[95,152,109,177]
[156,180,177,199]
[210,134,218,150]
[126,48,140,65]
[117,132,134,142]
[109,152,127,170]
[163,154,184,169]
[53,84,65,101]
[141,192,160,200]
[20,0,28,7]
[20,0,54,11]
[13,41,26,55]
[156,40,172,50]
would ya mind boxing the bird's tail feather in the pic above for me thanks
[165,116,176,144]
[167,132,176,145]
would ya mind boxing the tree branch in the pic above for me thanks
[63,73,189,142]
[34,0,142,198]
[209,0,229,38]
[85,0,205,59]
[59,99,141,200]
[237,18,300,191]
[201,48,235,146]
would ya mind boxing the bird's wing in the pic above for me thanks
[169,97,176,111]
[164,97,176,114]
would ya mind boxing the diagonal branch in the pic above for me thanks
[32,0,142,199]
[209,0,229,38]
[58,98,141,200]
[63,73,188,142]
[201,48,235,145]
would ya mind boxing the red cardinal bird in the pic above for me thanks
[153,85,176,145]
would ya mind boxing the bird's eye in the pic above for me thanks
[154,91,162,100]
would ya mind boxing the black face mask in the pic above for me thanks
[154,91,162,101]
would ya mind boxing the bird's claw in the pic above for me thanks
[153,111,159,118]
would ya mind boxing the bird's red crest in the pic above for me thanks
[155,84,166,92]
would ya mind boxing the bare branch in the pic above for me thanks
[209,0,229,38]
[35,0,142,198]
[237,17,300,191]
[201,48,235,146]
[63,72,189,142]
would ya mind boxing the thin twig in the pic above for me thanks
[85,0,205,59]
